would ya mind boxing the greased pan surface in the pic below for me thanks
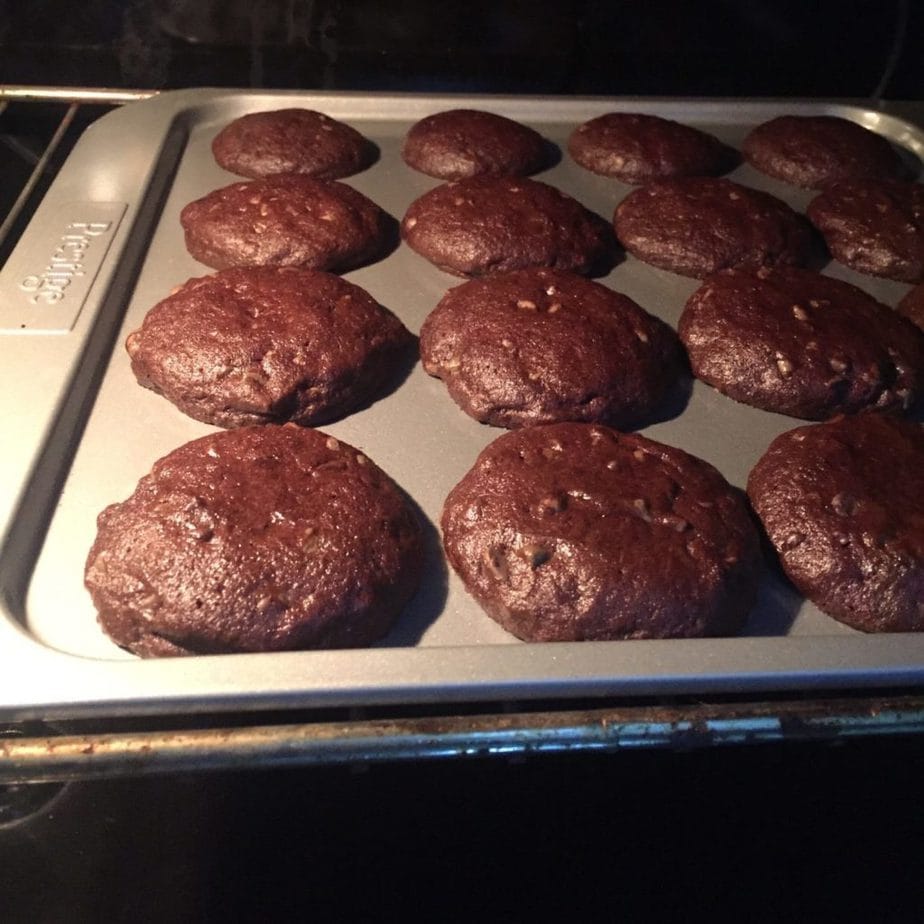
[1,90,923,718]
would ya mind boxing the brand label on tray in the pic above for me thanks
[0,201,127,333]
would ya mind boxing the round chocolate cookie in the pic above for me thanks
[85,425,423,657]
[402,109,546,180]
[613,177,813,278]
[180,175,388,272]
[742,115,904,189]
[212,108,373,180]
[568,112,737,184]
[442,423,761,641]
[679,266,924,419]
[898,282,924,332]
[747,414,924,632]
[401,176,613,277]
[807,178,924,283]
[125,267,413,428]
[420,268,681,429]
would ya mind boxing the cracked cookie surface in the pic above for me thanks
[569,112,737,184]
[420,267,680,429]
[401,176,613,277]
[126,267,413,428]
[85,425,423,656]
[614,176,813,278]
[402,108,546,180]
[181,174,388,272]
[442,422,761,641]
[807,178,924,283]
[742,115,904,189]
[747,414,924,632]
[212,108,374,180]
[679,266,924,420]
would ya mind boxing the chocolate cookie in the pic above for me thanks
[85,425,423,657]
[614,177,813,278]
[180,175,389,272]
[401,176,613,277]
[402,109,546,179]
[568,112,736,184]
[679,266,924,419]
[126,267,413,428]
[442,423,761,641]
[212,108,373,180]
[747,414,924,632]
[807,178,924,283]
[420,268,681,429]
[742,115,904,189]
[898,282,924,332]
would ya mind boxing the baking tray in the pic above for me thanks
[1,89,922,720]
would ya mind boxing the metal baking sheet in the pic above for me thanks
[1,89,923,720]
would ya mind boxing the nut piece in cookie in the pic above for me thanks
[807,178,924,283]
[614,176,813,279]
[679,266,924,419]
[402,109,546,180]
[747,414,924,632]
[212,108,374,180]
[442,422,761,641]
[180,175,389,272]
[569,112,737,184]
[402,176,613,277]
[126,267,413,428]
[420,267,681,429]
[85,425,423,657]
[742,115,904,189]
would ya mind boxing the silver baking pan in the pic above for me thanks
[1,89,922,720]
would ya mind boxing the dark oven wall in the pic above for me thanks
[0,0,921,98]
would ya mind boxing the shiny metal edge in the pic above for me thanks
[2,694,924,782]
[0,85,159,104]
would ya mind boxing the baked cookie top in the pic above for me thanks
[212,108,374,180]
[402,108,546,180]
[742,115,904,189]
[401,175,613,277]
[442,422,761,642]
[747,414,924,632]
[126,267,413,428]
[420,267,680,430]
[180,175,389,272]
[614,176,814,278]
[679,266,924,419]
[569,112,737,184]
[85,425,423,656]
[807,178,924,283]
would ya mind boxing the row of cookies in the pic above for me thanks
[115,252,924,452]
[207,105,924,285]
[85,398,923,651]
[212,105,906,189]
[400,164,922,286]
[186,106,924,284]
